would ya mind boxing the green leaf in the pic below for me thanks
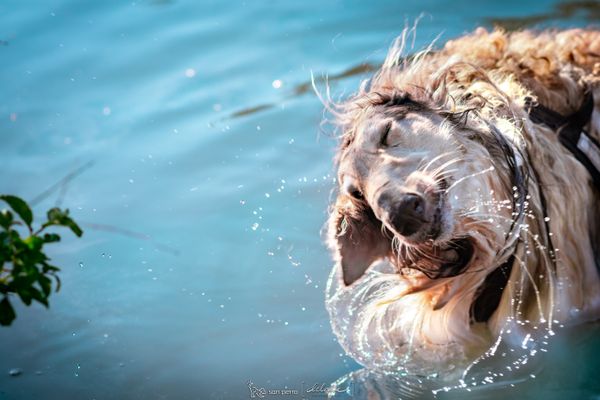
[17,287,33,306]
[43,233,61,243]
[63,219,83,237]
[46,208,63,222]
[29,287,48,307]
[24,235,43,251]
[43,264,60,273]
[38,275,52,297]
[0,209,13,229]
[0,297,16,326]
[0,195,33,229]
[45,208,83,237]
[53,274,61,292]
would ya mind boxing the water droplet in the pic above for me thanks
[570,307,581,317]
[184,68,196,78]
[79,262,84,268]
[251,223,259,231]
[521,333,531,349]
[272,79,282,89]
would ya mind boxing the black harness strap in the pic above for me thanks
[525,91,600,188]
[471,90,598,324]
[471,254,514,323]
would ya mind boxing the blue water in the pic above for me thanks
[0,1,598,399]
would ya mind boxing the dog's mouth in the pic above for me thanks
[434,237,474,278]
[372,179,475,278]
[397,236,474,279]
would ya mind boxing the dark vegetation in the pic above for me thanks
[0,195,82,326]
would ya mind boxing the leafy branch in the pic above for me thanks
[0,195,83,326]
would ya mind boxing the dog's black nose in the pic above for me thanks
[379,192,426,236]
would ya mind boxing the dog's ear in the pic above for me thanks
[329,199,392,286]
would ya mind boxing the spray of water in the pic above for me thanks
[325,186,569,398]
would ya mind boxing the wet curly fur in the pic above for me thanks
[324,27,600,371]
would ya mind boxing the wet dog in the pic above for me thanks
[324,28,600,373]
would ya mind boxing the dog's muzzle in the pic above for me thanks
[377,191,428,238]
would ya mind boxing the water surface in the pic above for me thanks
[0,1,598,399]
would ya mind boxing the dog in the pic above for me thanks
[323,27,600,375]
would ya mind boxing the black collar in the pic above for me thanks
[471,91,597,324]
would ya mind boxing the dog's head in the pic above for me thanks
[329,91,525,286]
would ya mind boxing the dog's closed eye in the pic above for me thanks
[379,121,393,147]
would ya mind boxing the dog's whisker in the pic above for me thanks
[432,168,459,183]
[421,151,460,172]
[433,167,459,177]
[444,165,496,193]
[429,156,464,177]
